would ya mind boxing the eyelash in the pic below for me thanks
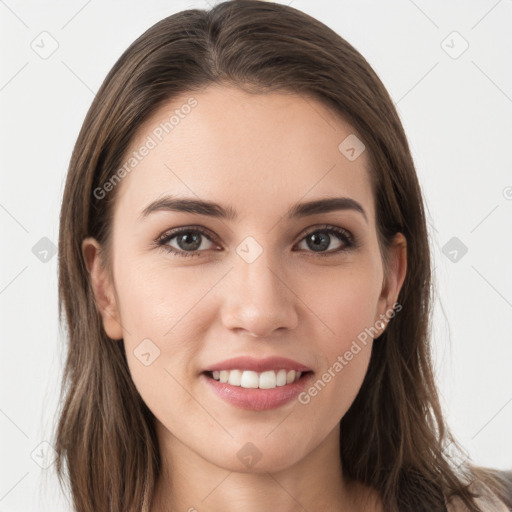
[155,224,357,259]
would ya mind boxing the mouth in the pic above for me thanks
[202,370,313,411]
[204,368,310,389]
[201,357,314,410]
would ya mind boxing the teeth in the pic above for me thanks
[240,371,259,388]
[259,370,276,389]
[276,369,287,386]
[228,369,242,386]
[210,369,304,389]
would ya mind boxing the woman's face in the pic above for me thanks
[84,84,406,473]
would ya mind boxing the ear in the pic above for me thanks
[375,232,407,337]
[81,237,124,340]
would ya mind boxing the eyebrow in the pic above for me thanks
[138,195,368,223]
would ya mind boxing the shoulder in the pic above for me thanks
[446,472,512,512]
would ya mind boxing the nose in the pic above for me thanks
[219,252,299,338]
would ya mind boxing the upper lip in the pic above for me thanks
[204,356,312,373]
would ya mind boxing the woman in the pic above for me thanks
[55,1,512,511]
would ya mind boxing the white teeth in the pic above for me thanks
[228,369,242,386]
[276,369,287,386]
[240,370,259,388]
[210,369,304,389]
[259,370,276,389]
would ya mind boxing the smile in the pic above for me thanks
[208,369,303,389]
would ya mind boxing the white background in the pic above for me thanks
[1,0,511,510]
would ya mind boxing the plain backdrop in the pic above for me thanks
[1,0,511,510]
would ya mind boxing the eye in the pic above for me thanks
[155,224,356,258]
[294,225,355,256]
[155,226,219,258]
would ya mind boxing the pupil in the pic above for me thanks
[176,231,332,252]
[179,232,201,250]
[309,233,329,251]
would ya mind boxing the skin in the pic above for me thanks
[82,84,407,512]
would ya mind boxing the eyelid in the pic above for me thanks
[155,223,356,258]
[299,224,353,244]
[155,225,220,258]
[155,225,217,245]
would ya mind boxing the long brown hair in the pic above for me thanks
[55,1,511,511]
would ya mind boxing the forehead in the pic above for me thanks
[114,84,374,225]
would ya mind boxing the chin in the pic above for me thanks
[213,451,302,474]
[202,435,311,475]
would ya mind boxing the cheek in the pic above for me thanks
[303,261,383,348]
[113,255,229,414]
[296,290,377,440]
[112,259,195,400]
[295,262,381,409]
[115,257,212,341]
[114,246,383,436]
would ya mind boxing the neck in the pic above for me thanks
[150,422,376,512]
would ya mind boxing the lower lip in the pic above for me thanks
[202,372,312,411]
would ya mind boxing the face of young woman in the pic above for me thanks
[85,84,405,474]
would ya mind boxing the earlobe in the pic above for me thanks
[376,233,407,336]
[385,232,407,305]
[81,237,124,340]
